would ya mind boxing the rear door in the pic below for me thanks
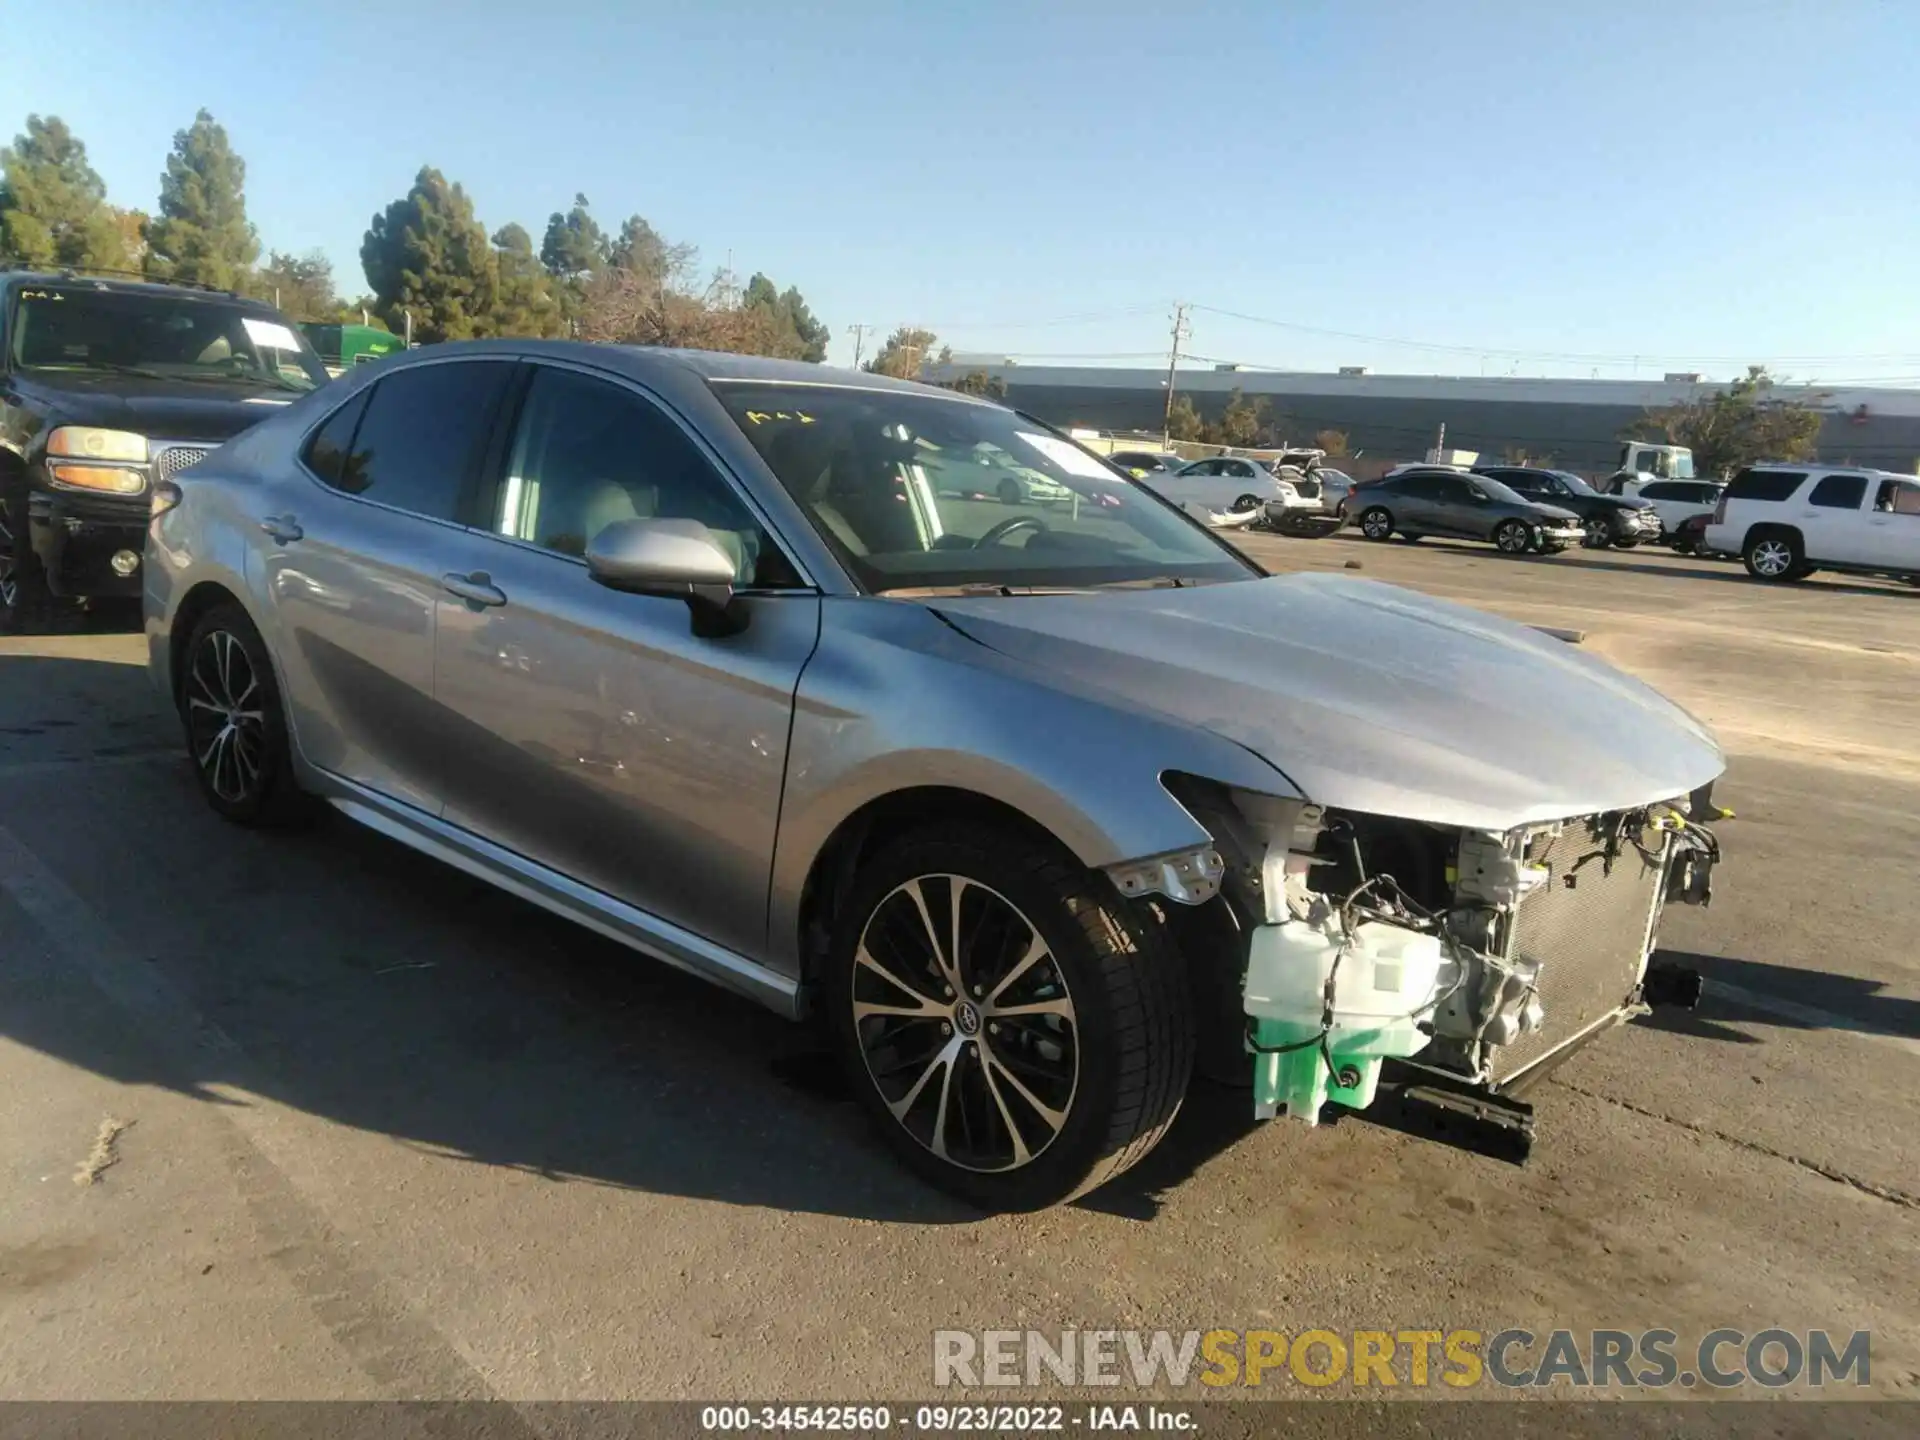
[259,358,515,812]
[1797,472,1875,564]
[428,360,822,959]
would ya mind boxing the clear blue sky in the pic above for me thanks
[10,0,1917,380]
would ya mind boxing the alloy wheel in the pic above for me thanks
[1496,521,1529,553]
[1751,539,1793,577]
[1361,508,1391,540]
[851,874,1079,1173]
[1583,516,1610,548]
[0,497,16,612]
[185,628,268,804]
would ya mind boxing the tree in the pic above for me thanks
[608,213,673,282]
[864,326,937,379]
[740,273,830,362]
[1165,393,1206,442]
[1216,388,1271,448]
[254,250,338,321]
[360,167,499,343]
[143,109,260,290]
[490,224,565,337]
[1312,428,1350,459]
[1628,366,1824,478]
[541,193,607,282]
[0,115,135,271]
[940,370,1007,399]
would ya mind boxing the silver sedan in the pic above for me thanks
[145,343,1729,1210]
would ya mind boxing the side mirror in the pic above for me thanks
[586,517,747,636]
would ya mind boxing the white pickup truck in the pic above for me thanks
[1705,464,1920,584]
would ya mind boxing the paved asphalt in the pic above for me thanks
[0,534,1915,1427]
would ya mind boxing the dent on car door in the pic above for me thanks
[429,363,822,961]
[261,359,516,812]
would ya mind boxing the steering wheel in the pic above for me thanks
[974,515,1048,548]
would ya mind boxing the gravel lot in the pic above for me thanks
[1,534,1915,1423]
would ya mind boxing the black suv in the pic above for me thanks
[1470,465,1660,550]
[0,273,331,630]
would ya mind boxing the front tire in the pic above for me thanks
[1581,516,1611,549]
[826,825,1192,1210]
[1494,519,1533,554]
[997,478,1024,507]
[1359,506,1394,541]
[178,602,315,827]
[0,483,64,635]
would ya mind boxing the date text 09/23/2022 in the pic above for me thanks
[699,1405,1194,1432]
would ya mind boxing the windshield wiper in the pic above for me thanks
[877,582,1098,598]
[1089,575,1202,589]
[41,361,170,380]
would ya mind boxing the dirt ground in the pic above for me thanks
[1,534,1915,1427]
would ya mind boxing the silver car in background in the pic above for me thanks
[145,343,1729,1210]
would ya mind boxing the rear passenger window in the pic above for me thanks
[303,388,370,489]
[1808,474,1868,510]
[1726,469,1808,503]
[326,361,515,519]
[1639,482,1674,500]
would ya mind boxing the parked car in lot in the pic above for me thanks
[1107,449,1186,479]
[1471,466,1661,549]
[1146,455,1330,531]
[1623,479,1726,542]
[148,342,1728,1208]
[925,442,1072,507]
[1349,469,1585,553]
[1705,464,1920,584]
[0,271,329,631]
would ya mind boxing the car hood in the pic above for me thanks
[932,574,1724,831]
[11,372,303,444]
[1520,501,1582,522]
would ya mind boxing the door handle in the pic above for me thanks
[260,514,303,544]
[441,571,508,607]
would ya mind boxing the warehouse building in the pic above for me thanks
[920,361,1920,475]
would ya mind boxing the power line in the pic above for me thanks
[1186,302,1920,368]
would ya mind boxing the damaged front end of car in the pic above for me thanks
[1120,776,1727,1160]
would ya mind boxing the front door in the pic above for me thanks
[256,358,515,813]
[430,361,821,961]
[1863,477,1920,571]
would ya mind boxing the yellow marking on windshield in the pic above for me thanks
[743,409,815,425]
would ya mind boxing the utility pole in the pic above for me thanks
[848,323,873,369]
[1161,302,1191,448]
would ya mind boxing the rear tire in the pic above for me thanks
[1359,507,1394,541]
[178,602,316,827]
[1743,529,1804,583]
[825,824,1193,1211]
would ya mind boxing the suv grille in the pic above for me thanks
[1490,818,1667,1084]
[152,445,214,484]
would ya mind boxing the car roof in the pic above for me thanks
[354,338,997,404]
[1,270,276,308]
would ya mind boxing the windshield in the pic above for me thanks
[9,286,328,392]
[713,384,1259,592]
[1667,450,1696,479]
[1473,476,1527,504]
[1549,470,1599,496]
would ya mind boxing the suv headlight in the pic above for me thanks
[47,427,149,463]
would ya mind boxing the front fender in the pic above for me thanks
[766,598,1297,975]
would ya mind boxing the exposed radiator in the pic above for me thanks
[1490,818,1667,1083]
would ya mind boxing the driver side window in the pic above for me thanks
[491,367,798,587]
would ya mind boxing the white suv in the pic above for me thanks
[1705,464,1920,584]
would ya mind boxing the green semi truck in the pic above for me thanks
[299,323,406,378]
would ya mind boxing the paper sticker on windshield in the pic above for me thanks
[243,318,304,352]
[1015,432,1115,480]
